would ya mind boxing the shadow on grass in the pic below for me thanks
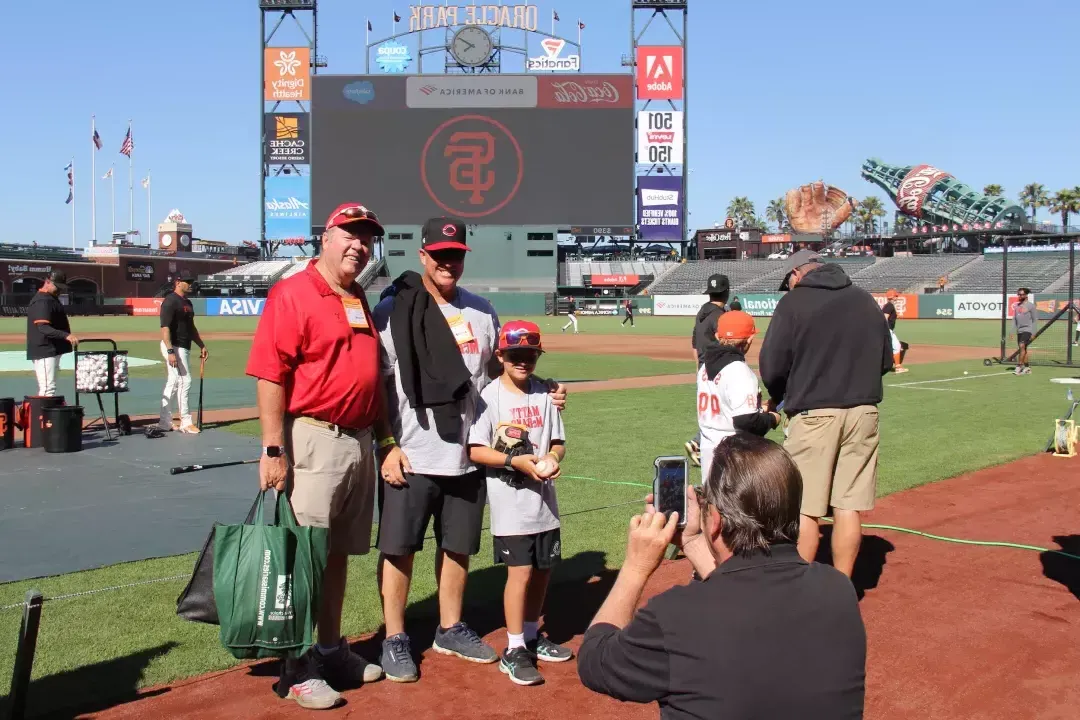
[0,642,177,719]
[247,550,613,684]
[814,525,895,601]
[1040,535,1080,601]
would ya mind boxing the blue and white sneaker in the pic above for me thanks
[380,633,419,683]
[432,622,498,664]
[529,635,573,663]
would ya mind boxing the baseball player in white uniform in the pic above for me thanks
[696,311,781,485]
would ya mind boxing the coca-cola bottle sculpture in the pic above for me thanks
[861,158,1026,230]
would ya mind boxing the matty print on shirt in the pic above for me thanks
[509,404,544,429]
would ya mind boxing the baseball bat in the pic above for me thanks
[197,354,206,430]
[169,458,258,475]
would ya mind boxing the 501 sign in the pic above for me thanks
[637,110,683,165]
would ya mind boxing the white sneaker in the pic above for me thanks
[179,422,201,434]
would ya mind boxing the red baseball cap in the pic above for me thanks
[422,217,471,252]
[498,320,543,352]
[325,203,385,236]
[715,311,758,341]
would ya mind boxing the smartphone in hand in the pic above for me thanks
[653,456,688,528]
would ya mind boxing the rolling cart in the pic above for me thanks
[74,339,132,441]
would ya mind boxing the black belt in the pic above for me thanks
[293,416,370,439]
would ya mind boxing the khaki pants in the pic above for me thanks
[286,417,377,556]
[784,406,879,518]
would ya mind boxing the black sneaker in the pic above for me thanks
[500,647,544,686]
[432,622,498,664]
[380,633,419,683]
[529,635,573,663]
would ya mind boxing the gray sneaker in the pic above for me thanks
[432,622,498,664]
[277,654,343,710]
[529,635,573,663]
[500,647,544,686]
[380,633,419,683]
[311,638,384,688]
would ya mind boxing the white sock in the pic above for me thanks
[507,632,526,650]
[524,621,539,642]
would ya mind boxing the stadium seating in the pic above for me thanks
[849,255,979,293]
[562,261,676,288]
[945,254,1073,293]
[648,260,791,294]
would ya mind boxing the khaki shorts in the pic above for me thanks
[784,406,880,518]
[285,417,376,556]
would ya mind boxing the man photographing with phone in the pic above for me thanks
[578,433,866,719]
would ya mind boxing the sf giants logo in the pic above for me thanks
[421,114,523,219]
[445,131,494,205]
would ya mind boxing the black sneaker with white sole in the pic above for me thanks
[500,647,544,686]
[380,633,419,683]
[432,621,498,664]
[529,634,573,663]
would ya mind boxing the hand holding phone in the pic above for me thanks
[652,456,688,528]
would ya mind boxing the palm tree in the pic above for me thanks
[726,197,756,228]
[983,184,1004,197]
[765,197,787,232]
[894,214,913,234]
[858,196,886,234]
[1019,183,1049,223]
[1049,188,1080,232]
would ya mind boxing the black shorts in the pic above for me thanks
[1018,332,1033,347]
[376,470,486,557]
[493,528,562,569]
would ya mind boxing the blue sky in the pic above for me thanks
[2,0,1077,247]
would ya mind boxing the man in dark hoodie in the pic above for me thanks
[686,274,731,465]
[371,217,567,683]
[758,250,893,578]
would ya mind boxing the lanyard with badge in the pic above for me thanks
[445,312,475,347]
[341,297,369,330]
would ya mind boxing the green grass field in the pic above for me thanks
[1,313,1074,715]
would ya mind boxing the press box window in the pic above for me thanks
[527,250,554,257]
[527,233,554,241]
[387,233,414,241]
[388,250,406,257]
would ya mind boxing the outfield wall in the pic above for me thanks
[191,292,552,318]
[650,293,1076,320]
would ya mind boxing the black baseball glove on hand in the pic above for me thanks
[492,422,534,487]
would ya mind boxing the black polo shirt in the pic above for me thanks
[159,292,197,349]
[26,291,72,360]
[578,544,866,719]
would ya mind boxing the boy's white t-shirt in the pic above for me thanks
[469,376,565,537]
[696,360,761,483]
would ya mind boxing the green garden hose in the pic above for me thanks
[563,474,1080,562]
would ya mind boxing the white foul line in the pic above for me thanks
[888,371,1014,388]
[886,385,971,393]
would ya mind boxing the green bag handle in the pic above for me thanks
[248,489,301,530]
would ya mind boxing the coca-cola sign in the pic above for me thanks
[896,164,952,218]
[538,75,633,108]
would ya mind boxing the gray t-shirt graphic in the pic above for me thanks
[469,376,565,537]
[372,287,500,476]
[1013,300,1036,335]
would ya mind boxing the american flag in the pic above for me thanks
[64,162,73,204]
[553,10,560,20]
[579,20,585,29]
[120,128,134,157]
[92,129,102,150]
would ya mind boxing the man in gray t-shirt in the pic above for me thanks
[1013,287,1037,375]
[370,216,567,684]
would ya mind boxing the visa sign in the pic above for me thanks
[207,298,267,316]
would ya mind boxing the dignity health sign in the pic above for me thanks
[264,175,311,241]
[637,176,683,241]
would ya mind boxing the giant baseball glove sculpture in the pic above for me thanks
[784,181,855,233]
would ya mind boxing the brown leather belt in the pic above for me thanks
[293,416,370,439]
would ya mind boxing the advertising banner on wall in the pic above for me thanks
[652,294,704,316]
[637,176,683,241]
[264,47,311,102]
[953,293,1028,319]
[264,174,311,241]
[125,262,155,282]
[636,46,683,100]
[739,293,782,317]
[124,298,165,316]
[871,293,920,319]
[375,40,412,72]
[526,37,580,72]
[264,113,310,164]
[636,110,683,165]
[590,273,639,286]
[206,298,267,316]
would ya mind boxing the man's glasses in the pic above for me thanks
[502,329,541,348]
[332,206,379,224]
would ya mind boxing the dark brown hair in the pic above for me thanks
[704,433,802,556]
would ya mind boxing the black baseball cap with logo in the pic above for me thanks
[706,274,730,295]
[48,271,68,289]
[422,217,471,252]
[177,270,197,284]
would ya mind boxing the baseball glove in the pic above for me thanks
[493,422,535,487]
[784,181,855,233]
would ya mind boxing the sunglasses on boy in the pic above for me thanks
[502,329,541,349]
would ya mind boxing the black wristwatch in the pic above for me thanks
[503,454,514,471]
[263,446,286,458]
[167,348,176,355]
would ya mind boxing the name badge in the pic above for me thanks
[342,298,369,329]
[445,313,475,345]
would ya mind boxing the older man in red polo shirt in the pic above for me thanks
[247,202,404,710]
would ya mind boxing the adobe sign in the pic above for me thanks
[636,46,683,100]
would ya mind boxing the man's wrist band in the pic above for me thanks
[377,436,397,449]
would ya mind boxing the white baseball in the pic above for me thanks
[963,371,969,375]
[535,458,553,477]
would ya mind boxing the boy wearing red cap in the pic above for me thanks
[697,311,781,485]
[467,321,572,686]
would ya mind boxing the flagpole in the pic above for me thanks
[71,157,76,250]
[110,166,115,236]
[91,115,97,245]
[127,119,134,235]
[578,19,581,47]
[551,9,554,36]
[146,170,152,246]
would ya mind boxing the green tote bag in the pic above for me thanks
[213,489,330,660]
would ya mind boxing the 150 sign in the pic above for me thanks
[637,111,683,165]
